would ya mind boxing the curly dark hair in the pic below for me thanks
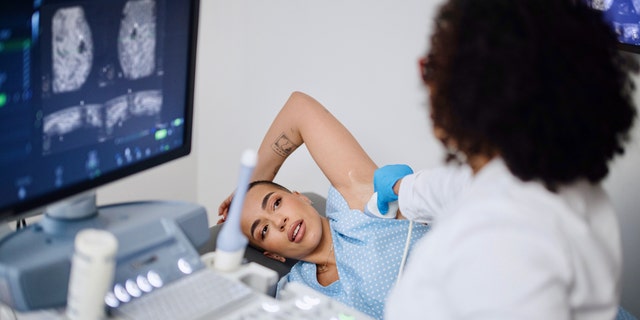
[424,0,638,191]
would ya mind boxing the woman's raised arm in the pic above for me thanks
[252,91,377,209]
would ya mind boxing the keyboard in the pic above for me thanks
[112,268,255,320]
[110,265,375,320]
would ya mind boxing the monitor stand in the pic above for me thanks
[0,191,211,312]
[0,223,10,241]
[0,190,100,242]
[45,190,99,220]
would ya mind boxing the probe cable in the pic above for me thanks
[396,220,414,284]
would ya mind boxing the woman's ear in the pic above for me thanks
[263,251,286,263]
[292,191,312,205]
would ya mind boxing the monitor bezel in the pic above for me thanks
[618,42,640,55]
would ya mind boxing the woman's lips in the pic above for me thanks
[289,220,304,243]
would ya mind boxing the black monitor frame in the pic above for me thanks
[0,0,200,222]
[617,42,640,55]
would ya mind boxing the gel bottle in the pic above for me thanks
[66,229,118,320]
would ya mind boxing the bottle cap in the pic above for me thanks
[75,229,118,259]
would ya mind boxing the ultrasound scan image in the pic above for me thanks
[43,104,104,136]
[130,90,162,116]
[85,104,104,128]
[104,90,162,134]
[52,7,93,93]
[609,0,640,43]
[118,0,157,80]
[105,95,129,134]
[43,106,84,136]
[586,0,640,45]
[41,0,167,155]
[589,0,614,10]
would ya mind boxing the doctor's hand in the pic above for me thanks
[373,164,413,214]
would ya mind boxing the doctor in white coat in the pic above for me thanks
[378,0,638,319]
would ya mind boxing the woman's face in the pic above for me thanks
[240,183,325,260]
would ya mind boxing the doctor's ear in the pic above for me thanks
[263,251,286,263]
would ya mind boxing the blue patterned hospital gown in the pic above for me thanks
[276,186,430,319]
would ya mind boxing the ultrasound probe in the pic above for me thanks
[214,149,257,272]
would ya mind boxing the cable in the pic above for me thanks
[15,219,26,230]
[396,220,414,283]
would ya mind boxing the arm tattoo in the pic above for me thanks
[271,133,299,157]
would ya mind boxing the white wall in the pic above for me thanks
[194,0,442,220]
[603,84,640,315]
[104,0,640,315]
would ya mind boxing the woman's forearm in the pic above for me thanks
[251,91,316,182]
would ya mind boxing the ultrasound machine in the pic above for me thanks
[0,1,372,319]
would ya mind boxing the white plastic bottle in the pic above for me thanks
[66,229,118,320]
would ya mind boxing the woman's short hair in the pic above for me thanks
[425,0,637,191]
[248,180,291,193]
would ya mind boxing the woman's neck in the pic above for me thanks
[315,218,334,265]
[315,217,338,285]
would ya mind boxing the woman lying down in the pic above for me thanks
[216,91,454,319]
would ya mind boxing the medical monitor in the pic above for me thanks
[585,0,640,54]
[0,0,199,222]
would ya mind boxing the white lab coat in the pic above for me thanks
[386,158,622,320]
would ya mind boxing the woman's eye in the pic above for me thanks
[261,225,268,240]
[273,198,281,210]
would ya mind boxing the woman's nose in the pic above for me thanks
[278,217,288,231]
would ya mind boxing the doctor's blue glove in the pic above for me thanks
[373,164,413,214]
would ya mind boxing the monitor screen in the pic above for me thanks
[585,0,640,53]
[0,0,199,221]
